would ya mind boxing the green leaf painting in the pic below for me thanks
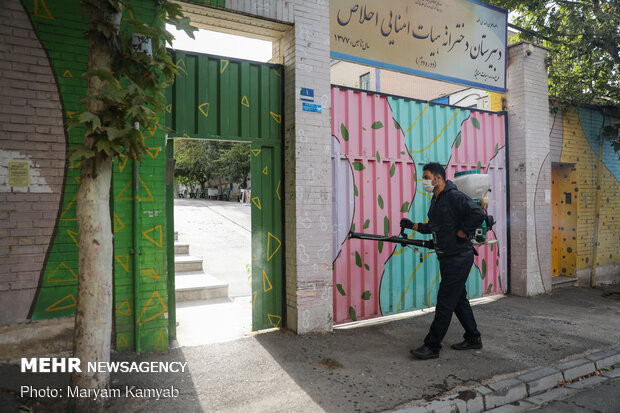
[378,241,384,253]
[378,195,384,209]
[352,162,365,171]
[481,259,487,279]
[394,120,401,130]
[337,284,346,296]
[361,291,371,300]
[455,132,462,148]
[349,306,357,321]
[471,117,480,129]
[384,216,390,236]
[486,284,493,294]
[354,185,359,196]
[363,219,370,229]
[355,251,362,267]
[477,161,482,172]
[376,151,381,163]
[364,264,370,271]
[351,223,355,232]
[390,163,395,177]
[401,201,410,212]
[340,123,349,141]
[371,121,383,129]
[495,143,499,154]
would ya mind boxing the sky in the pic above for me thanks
[166,24,273,62]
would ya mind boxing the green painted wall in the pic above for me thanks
[23,0,169,352]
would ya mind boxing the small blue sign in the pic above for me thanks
[302,102,322,113]
[300,88,315,102]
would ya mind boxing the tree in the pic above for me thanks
[214,143,251,187]
[488,0,619,106]
[69,1,195,411]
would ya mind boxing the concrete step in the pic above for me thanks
[175,254,203,272]
[552,276,577,289]
[175,271,229,302]
[174,242,190,255]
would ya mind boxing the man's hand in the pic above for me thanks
[457,229,467,238]
[400,218,414,229]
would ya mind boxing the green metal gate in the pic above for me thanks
[165,51,284,331]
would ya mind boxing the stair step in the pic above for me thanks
[175,255,203,272]
[552,276,577,289]
[174,242,190,255]
[175,272,228,302]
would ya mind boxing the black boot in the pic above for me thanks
[410,345,439,359]
[451,340,482,350]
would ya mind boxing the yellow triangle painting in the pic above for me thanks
[114,213,125,233]
[276,180,281,201]
[251,197,262,210]
[154,329,166,351]
[142,225,163,248]
[267,314,282,327]
[116,300,131,316]
[141,269,160,280]
[267,232,282,262]
[66,230,79,247]
[241,96,250,107]
[137,291,167,326]
[35,0,53,19]
[263,270,272,292]
[198,102,210,118]
[262,166,268,175]
[115,254,130,272]
[117,334,129,349]
[165,104,172,114]
[220,60,229,74]
[145,147,161,159]
[117,153,128,172]
[47,263,77,283]
[45,294,76,312]
[251,149,261,157]
[63,70,73,78]
[270,112,281,124]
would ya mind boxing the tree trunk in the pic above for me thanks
[71,155,113,412]
[70,2,120,411]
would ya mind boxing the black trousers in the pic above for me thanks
[424,253,481,351]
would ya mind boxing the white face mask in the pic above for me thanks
[422,178,435,193]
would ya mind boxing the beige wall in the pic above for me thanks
[330,61,466,101]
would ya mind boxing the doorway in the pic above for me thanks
[171,138,253,345]
[551,163,577,278]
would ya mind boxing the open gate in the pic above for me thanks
[165,51,284,331]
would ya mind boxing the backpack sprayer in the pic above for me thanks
[348,170,496,258]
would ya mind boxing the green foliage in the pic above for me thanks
[69,0,197,165]
[487,0,619,106]
[174,140,251,188]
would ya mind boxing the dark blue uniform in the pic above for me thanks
[403,180,486,351]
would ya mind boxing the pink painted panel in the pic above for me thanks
[331,88,415,323]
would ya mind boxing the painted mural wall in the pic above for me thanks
[331,87,507,324]
[0,0,170,352]
[550,106,620,285]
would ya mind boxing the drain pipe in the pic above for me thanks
[133,122,142,352]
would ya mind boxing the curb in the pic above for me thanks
[392,346,620,413]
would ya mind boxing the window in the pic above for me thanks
[360,72,370,90]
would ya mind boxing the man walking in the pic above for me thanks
[400,162,486,359]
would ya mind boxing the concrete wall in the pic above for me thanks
[506,42,552,296]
